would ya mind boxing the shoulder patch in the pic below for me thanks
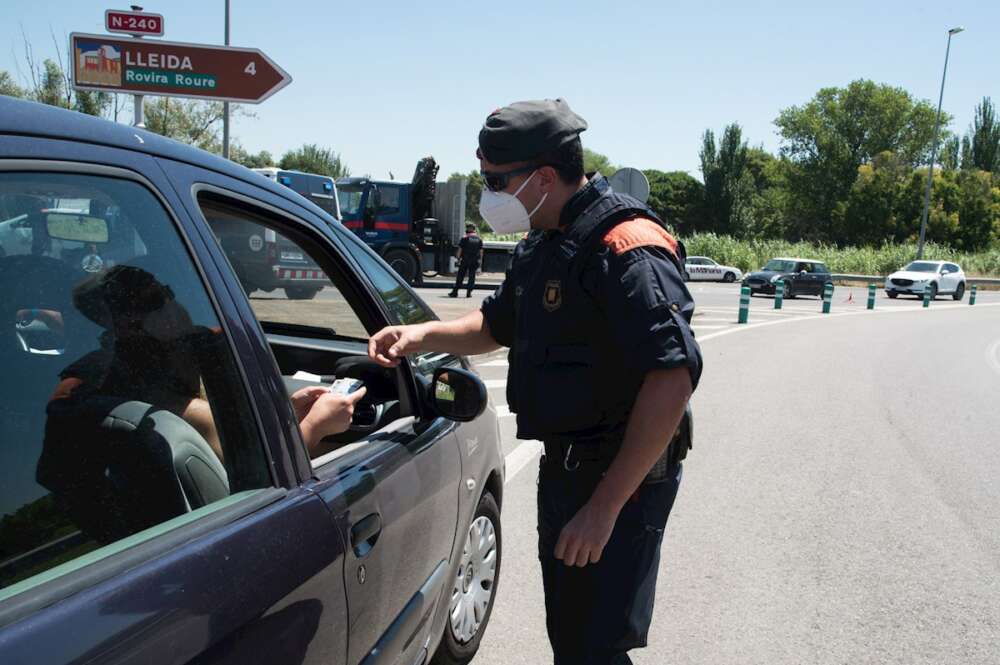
[601,217,678,257]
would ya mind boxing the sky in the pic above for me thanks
[2,0,997,182]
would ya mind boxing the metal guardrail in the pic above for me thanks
[831,274,1000,285]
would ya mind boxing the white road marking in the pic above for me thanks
[987,339,1000,376]
[498,301,1000,488]
[478,359,509,367]
[496,405,513,418]
[504,441,543,484]
[691,325,728,330]
[484,379,507,389]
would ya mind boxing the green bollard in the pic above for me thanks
[738,286,750,324]
[923,282,931,308]
[822,282,834,314]
[867,283,876,310]
[970,284,977,306]
[774,279,784,310]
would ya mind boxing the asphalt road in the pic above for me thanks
[408,282,1000,665]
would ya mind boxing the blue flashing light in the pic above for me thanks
[279,176,292,186]
[323,182,333,191]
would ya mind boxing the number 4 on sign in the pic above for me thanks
[244,61,256,75]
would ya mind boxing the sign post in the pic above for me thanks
[70,32,291,105]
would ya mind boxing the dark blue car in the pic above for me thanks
[0,96,504,665]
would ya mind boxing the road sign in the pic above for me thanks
[105,9,164,37]
[70,32,291,104]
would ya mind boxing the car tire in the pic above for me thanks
[284,286,321,300]
[432,491,501,665]
[928,283,938,300]
[784,283,795,299]
[723,272,736,283]
[953,282,965,301]
[887,291,898,299]
[384,249,419,284]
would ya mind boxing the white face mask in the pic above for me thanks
[479,170,548,234]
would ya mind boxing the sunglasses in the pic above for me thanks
[480,165,537,192]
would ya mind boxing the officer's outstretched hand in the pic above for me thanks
[369,325,425,368]
[554,501,619,567]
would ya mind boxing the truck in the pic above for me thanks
[252,160,514,285]
[336,157,515,285]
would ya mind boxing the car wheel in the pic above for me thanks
[284,286,321,300]
[384,249,419,284]
[432,492,501,665]
[784,283,795,299]
[887,291,898,299]
[928,283,938,300]
[723,272,736,283]
[953,282,965,301]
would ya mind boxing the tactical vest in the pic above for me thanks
[506,176,686,441]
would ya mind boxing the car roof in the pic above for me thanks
[772,257,826,263]
[0,96,327,218]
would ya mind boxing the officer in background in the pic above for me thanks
[448,222,483,298]
[369,99,701,664]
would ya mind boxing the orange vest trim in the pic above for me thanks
[49,377,83,402]
[601,217,678,258]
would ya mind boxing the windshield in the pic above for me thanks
[763,259,796,272]
[903,261,941,273]
[337,185,365,218]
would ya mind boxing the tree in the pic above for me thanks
[230,146,276,169]
[583,149,616,175]
[833,151,911,245]
[279,144,349,179]
[643,169,705,236]
[962,97,1000,172]
[144,98,229,151]
[699,123,756,237]
[775,79,943,242]
[0,70,25,98]
[449,170,484,227]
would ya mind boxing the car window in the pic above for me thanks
[814,263,829,273]
[795,262,812,272]
[201,200,368,341]
[0,172,271,599]
[946,263,960,273]
[338,230,458,379]
[376,185,402,216]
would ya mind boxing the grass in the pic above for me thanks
[483,232,1000,277]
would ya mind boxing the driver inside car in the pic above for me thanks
[48,265,365,459]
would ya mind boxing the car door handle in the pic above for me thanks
[350,513,382,557]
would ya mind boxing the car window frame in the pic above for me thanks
[186,183,435,477]
[0,158,286,624]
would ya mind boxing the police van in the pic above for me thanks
[254,168,341,220]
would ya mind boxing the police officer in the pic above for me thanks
[448,222,483,298]
[369,99,701,665]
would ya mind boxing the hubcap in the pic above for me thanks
[448,515,497,644]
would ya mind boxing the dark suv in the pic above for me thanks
[0,97,504,665]
[742,257,832,298]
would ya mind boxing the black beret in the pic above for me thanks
[478,99,588,165]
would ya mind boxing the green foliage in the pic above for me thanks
[684,233,1000,277]
[230,146,276,169]
[643,169,704,236]
[279,144,349,179]
[700,124,757,237]
[962,97,1000,172]
[0,70,25,98]
[449,170,484,228]
[775,79,944,241]
[583,149,616,175]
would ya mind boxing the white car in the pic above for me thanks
[885,260,966,300]
[685,256,743,282]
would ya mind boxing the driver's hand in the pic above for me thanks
[368,325,424,368]
[290,385,328,423]
[300,387,368,450]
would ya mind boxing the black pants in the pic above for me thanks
[451,262,477,295]
[537,454,682,665]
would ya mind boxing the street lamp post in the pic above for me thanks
[916,26,964,260]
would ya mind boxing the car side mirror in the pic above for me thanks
[941,269,951,275]
[799,270,807,275]
[430,367,487,422]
